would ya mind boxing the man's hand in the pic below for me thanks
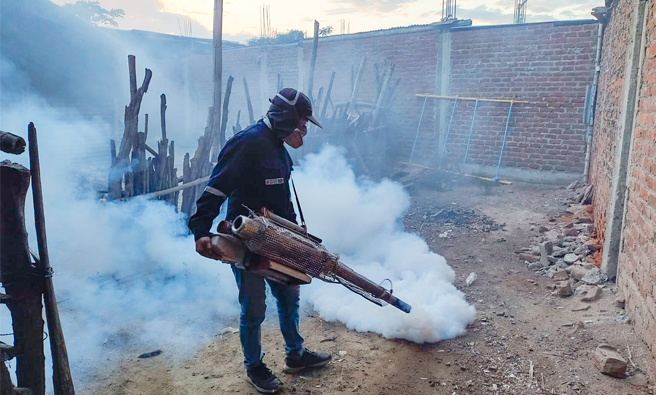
[195,236,223,260]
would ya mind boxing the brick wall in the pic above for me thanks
[445,22,597,174]
[589,0,656,359]
[186,21,597,178]
[590,0,634,241]
[617,0,656,360]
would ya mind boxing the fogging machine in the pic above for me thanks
[211,208,412,313]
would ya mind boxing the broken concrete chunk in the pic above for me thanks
[570,266,587,281]
[519,253,540,263]
[578,285,602,302]
[564,254,580,264]
[540,241,554,256]
[556,281,573,297]
[593,345,627,378]
[552,270,569,281]
[581,268,603,285]
[563,228,579,237]
[574,245,590,256]
[571,303,591,312]
[584,240,602,251]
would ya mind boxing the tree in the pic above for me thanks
[248,29,306,46]
[318,26,333,36]
[62,1,125,27]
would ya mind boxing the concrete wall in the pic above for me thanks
[187,20,598,182]
[589,0,656,359]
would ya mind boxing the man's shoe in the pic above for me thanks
[246,364,283,394]
[284,349,332,373]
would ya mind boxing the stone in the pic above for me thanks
[568,181,582,190]
[519,253,540,263]
[593,345,627,378]
[578,285,602,302]
[570,266,588,281]
[555,260,569,270]
[556,281,573,297]
[538,225,549,233]
[564,254,580,264]
[615,297,626,309]
[564,222,574,229]
[540,241,554,256]
[571,303,591,311]
[575,217,593,224]
[563,228,579,237]
[584,240,602,251]
[574,245,590,256]
[581,268,603,285]
[553,270,569,281]
[528,261,545,270]
[547,256,559,264]
[552,247,568,258]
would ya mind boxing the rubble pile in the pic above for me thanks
[408,205,505,233]
[517,182,607,293]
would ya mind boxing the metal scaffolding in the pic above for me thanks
[514,0,528,24]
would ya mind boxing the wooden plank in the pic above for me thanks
[321,72,335,119]
[348,56,366,116]
[219,75,234,148]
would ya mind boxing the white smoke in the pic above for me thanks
[294,146,476,343]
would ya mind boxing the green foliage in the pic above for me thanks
[248,29,306,46]
[318,26,334,36]
[62,1,125,27]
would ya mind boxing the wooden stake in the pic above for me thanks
[348,56,366,116]
[219,75,234,148]
[307,20,320,99]
[243,76,255,125]
[321,72,336,119]
[28,123,75,395]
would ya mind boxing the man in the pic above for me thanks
[188,88,331,394]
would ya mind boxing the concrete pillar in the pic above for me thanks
[601,0,648,279]
[432,29,451,166]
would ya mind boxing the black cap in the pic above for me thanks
[271,88,323,128]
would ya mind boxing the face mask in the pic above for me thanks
[284,128,305,149]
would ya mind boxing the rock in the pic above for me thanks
[563,228,579,237]
[581,268,603,285]
[578,285,602,302]
[552,247,568,258]
[564,254,580,264]
[593,345,627,378]
[574,245,590,256]
[465,272,477,286]
[580,185,594,205]
[528,261,545,270]
[568,181,582,190]
[570,266,588,281]
[555,260,569,270]
[538,225,549,233]
[572,303,591,311]
[556,281,573,297]
[540,241,554,256]
[547,256,559,264]
[584,240,602,251]
[575,217,593,224]
[553,270,569,281]
[530,245,541,255]
[616,297,626,309]
[519,253,540,263]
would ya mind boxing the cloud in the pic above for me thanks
[331,0,418,13]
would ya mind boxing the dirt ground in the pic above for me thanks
[87,181,656,395]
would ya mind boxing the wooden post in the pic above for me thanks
[108,139,122,200]
[181,153,192,215]
[321,72,336,119]
[348,56,366,116]
[157,94,169,192]
[27,123,75,395]
[372,64,394,125]
[118,55,152,160]
[0,160,45,395]
[243,76,255,125]
[219,75,234,148]
[210,0,224,161]
[307,20,319,100]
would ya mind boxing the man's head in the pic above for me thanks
[266,88,322,148]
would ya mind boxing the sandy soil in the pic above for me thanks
[86,181,655,395]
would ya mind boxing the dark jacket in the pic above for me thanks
[188,120,297,240]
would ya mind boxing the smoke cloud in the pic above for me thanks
[294,146,476,343]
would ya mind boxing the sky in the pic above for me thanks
[52,0,601,43]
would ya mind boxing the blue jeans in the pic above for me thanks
[232,267,305,369]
